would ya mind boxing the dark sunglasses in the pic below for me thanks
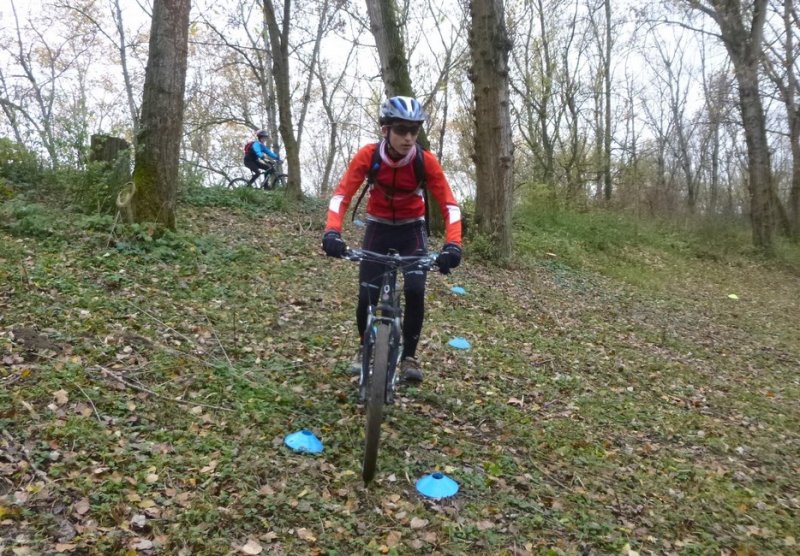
[390,124,421,136]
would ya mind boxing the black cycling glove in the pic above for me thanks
[436,243,462,274]
[322,231,347,257]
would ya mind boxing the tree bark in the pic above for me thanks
[366,0,415,97]
[469,0,514,261]
[603,0,612,201]
[365,0,444,234]
[131,0,191,229]
[262,0,303,200]
[113,0,140,139]
[689,0,774,251]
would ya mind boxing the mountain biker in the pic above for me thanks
[244,130,282,186]
[321,95,463,383]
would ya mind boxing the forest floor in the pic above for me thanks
[1,187,799,555]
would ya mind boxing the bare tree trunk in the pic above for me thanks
[366,0,415,97]
[295,0,330,147]
[763,0,800,238]
[261,0,303,200]
[61,0,141,140]
[131,0,191,229]
[559,9,584,202]
[469,0,514,261]
[790,108,800,238]
[365,0,444,234]
[688,0,774,251]
[603,0,612,201]
[112,0,140,139]
[8,0,59,168]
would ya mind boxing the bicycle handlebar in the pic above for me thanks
[342,248,438,271]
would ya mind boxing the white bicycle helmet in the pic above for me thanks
[379,96,427,124]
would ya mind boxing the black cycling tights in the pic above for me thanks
[357,220,428,360]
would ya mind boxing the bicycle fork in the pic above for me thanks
[360,286,402,405]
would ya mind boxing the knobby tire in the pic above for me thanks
[227,177,251,189]
[363,323,390,485]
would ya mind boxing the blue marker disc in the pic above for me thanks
[448,337,471,350]
[284,429,323,454]
[451,286,466,295]
[416,472,459,499]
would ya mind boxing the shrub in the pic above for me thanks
[59,161,124,215]
[0,198,55,238]
[0,177,15,201]
[0,138,41,184]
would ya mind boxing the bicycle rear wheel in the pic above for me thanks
[363,323,390,485]
[227,177,251,189]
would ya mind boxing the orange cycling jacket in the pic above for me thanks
[325,143,462,245]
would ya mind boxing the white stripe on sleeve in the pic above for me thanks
[329,195,345,214]
[447,205,461,224]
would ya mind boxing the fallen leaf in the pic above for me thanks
[53,389,69,405]
[410,517,428,529]
[130,514,147,530]
[55,544,77,552]
[386,530,402,547]
[200,460,218,474]
[261,531,278,542]
[475,520,493,531]
[421,531,438,544]
[74,499,90,515]
[258,484,275,496]
[145,473,159,484]
[239,539,263,554]
[296,528,316,542]
[132,539,153,550]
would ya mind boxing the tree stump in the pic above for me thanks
[90,134,130,165]
[90,134,134,221]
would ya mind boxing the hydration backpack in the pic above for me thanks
[243,140,255,155]
[351,142,430,235]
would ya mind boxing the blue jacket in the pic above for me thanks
[247,140,280,163]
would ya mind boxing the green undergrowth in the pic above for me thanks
[1,186,798,555]
[514,196,800,280]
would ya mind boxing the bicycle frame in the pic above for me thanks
[343,248,437,484]
[363,259,403,404]
[344,249,437,403]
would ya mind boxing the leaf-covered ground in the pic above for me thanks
[1,191,799,555]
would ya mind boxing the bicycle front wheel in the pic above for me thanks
[363,323,390,485]
[227,177,251,189]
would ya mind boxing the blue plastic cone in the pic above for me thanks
[284,429,324,454]
[450,286,467,295]
[448,337,471,350]
[416,472,459,499]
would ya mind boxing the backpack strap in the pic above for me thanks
[414,145,430,238]
[351,143,382,222]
